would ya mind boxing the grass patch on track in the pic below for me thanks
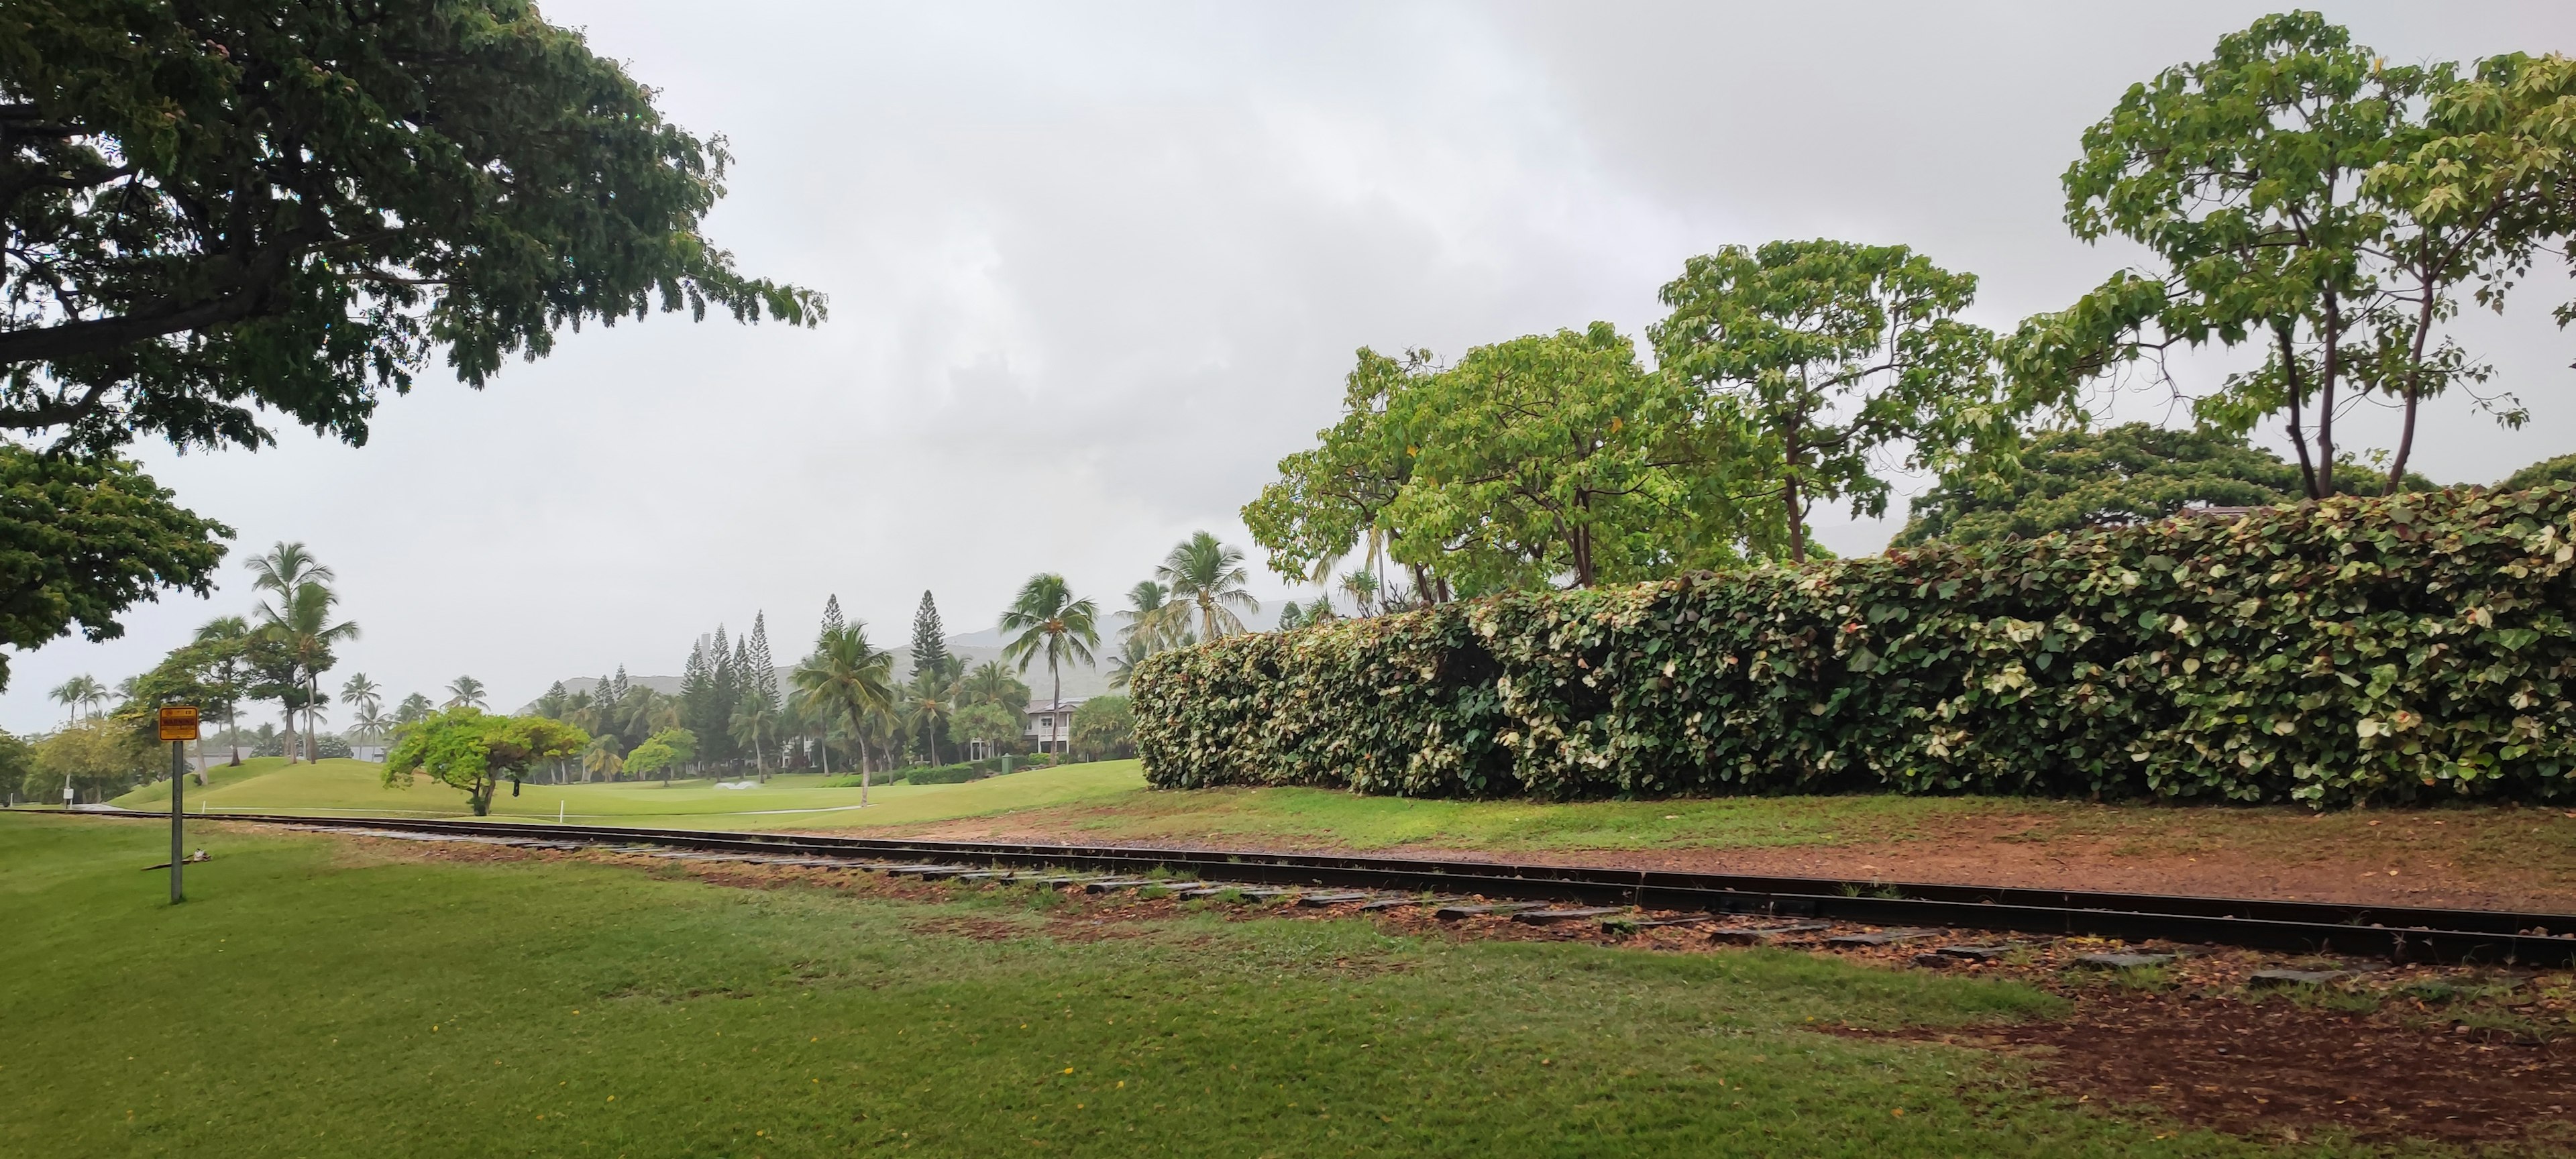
[0,812,2395,1156]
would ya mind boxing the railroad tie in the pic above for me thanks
[1709,922,1831,945]
[1509,907,1627,926]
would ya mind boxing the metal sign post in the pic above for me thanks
[159,706,199,903]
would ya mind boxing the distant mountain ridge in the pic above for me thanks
[514,630,1106,714]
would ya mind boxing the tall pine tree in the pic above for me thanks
[818,594,844,644]
[910,590,955,682]
[745,612,780,710]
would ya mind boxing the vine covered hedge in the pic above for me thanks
[1134,486,2576,806]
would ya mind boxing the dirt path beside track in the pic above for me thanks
[873,808,2576,914]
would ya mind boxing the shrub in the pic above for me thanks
[1134,486,2576,807]
[1070,696,1134,762]
[902,763,986,785]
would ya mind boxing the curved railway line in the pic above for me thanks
[48,809,2576,967]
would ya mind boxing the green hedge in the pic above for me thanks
[1134,486,2576,807]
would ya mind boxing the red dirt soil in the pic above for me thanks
[1841,992,2576,1148]
[882,814,2576,914]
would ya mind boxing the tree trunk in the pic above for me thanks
[853,711,871,807]
[2386,281,2438,496]
[2316,292,2343,499]
[1782,416,1807,564]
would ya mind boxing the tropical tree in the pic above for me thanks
[950,702,1023,760]
[959,661,1032,714]
[623,727,697,787]
[246,541,330,604]
[0,3,820,462]
[1106,637,1153,691]
[729,696,777,781]
[791,622,898,802]
[394,693,436,727]
[341,673,382,718]
[0,449,229,692]
[999,573,1099,712]
[2007,15,2556,498]
[581,733,625,783]
[1340,571,1379,617]
[193,616,252,764]
[1155,533,1261,641]
[48,675,105,724]
[1894,423,2434,547]
[382,708,587,816]
[351,706,395,747]
[899,667,955,767]
[248,543,358,763]
[445,677,488,710]
[1652,242,2015,564]
[1118,580,1185,653]
[1069,696,1135,763]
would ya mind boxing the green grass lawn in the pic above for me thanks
[107,758,1148,830]
[0,812,2388,1156]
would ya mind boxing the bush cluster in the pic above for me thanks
[1134,487,2576,807]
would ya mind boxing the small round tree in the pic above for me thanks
[384,708,587,816]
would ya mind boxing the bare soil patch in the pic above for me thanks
[1842,991,2576,1148]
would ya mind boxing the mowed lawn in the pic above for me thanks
[0,812,2382,1158]
[109,757,1148,830]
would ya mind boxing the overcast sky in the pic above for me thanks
[7,1,2573,732]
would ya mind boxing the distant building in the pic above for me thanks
[1024,698,1084,755]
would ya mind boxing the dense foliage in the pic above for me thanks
[1139,486,2576,808]
[0,447,228,688]
[2005,16,2572,499]
[1070,696,1134,763]
[1893,424,2435,547]
[384,707,586,815]
[1,0,821,455]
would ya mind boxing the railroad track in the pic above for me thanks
[52,809,2576,967]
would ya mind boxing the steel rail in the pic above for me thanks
[60,809,2576,966]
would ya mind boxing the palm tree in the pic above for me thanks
[899,667,955,767]
[582,734,625,783]
[445,676,488,710]
[959,660,1030,712]
[352,706,394,747]
[1119,580,1186,652]
[393,692,435,726]
[1106,635,1154,691]
[195,616,252,764]
[247,541,332,599]
[729,696,776,781]
[999,573,1099,715]
[255,576,358,764]
[791,622,897,804]
[48,675,104,724]
[341,673,382,718]
[1156,531,1260,642]
[1340,570,1379,618]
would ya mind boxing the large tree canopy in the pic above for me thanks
[1650,239,2023,563]
[2004,15,2566,500]
[0,0,823,454]
[0,445,227,688]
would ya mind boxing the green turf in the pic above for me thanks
[0,812,2392,1156]
[982,784,2043,850]
[105,758,1148,829]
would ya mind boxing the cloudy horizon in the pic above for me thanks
[5,1,2571,733]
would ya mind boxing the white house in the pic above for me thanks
[1023,698,1084,755]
